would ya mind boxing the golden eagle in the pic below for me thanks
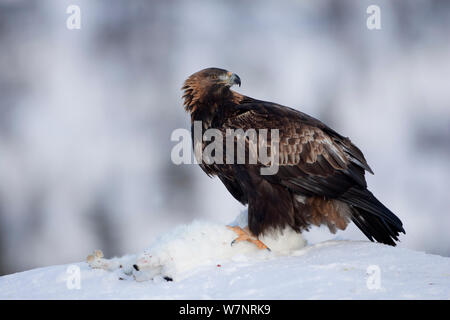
[182,67,404,249]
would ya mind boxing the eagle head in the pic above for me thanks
[182,68,241,113]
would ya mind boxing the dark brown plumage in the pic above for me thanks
[182,67,405,246]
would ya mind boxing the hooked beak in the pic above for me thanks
[227,72,241,87]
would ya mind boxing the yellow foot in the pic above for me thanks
[226,226,271,251]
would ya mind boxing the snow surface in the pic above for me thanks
[0,211,449,299]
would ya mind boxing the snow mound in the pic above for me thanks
[1,211,449,299]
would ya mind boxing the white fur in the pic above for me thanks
[87,210,307,281]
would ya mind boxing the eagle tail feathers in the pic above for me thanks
[341,188,405,246]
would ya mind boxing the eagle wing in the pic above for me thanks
[221,100,372,198]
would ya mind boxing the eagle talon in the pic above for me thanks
[227,225,271,251]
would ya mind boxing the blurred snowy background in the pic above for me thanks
[0,0,449,275]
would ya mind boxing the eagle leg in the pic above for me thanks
[226,226,271,251]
